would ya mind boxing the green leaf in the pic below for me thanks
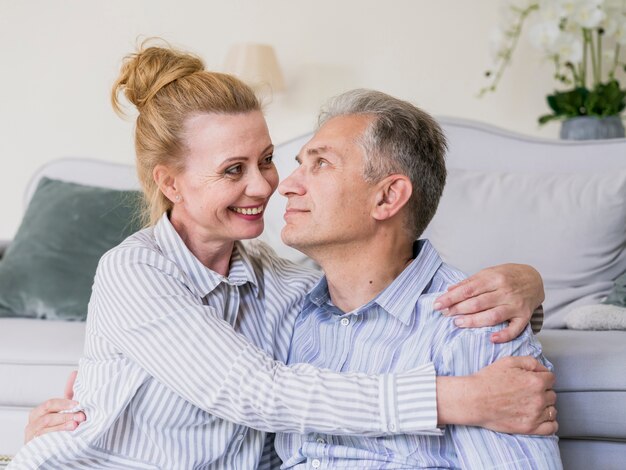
[538,114,561,125]
[543,81,625,120]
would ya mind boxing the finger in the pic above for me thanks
[25,411,84,443]
[497,355,543,372]
[64,371,78,400]
[435,281,498,312]
[490,317,527,343]
[446,291,501,316]
[35,419,80,438]
[452,307,507,329]
[29,399,79,421]
[529,420,558,436]
[42,411,85,429]
[543,405,558,423]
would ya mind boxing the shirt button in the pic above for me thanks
[340,317,350,326]
[311,459,321,468]
[236,433,245,440]
[388,422,396,431]
[316,437,325,444]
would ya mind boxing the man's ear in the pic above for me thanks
[371,174,412,221]
[153,164,180,204]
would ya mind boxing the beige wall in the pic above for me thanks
[0,0,612,239]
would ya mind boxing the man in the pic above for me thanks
[274,89,561,468]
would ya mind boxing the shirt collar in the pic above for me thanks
[375,239,442,325]
[304,240,442,326]
[154,213,259,298]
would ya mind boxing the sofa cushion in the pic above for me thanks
[0,178,142,320]
[538,329,626,440]
[0,318,84,407]
[424,169,626,328]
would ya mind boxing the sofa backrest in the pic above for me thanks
[427,118,626,328]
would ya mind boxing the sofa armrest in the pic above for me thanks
[0,240,10,260]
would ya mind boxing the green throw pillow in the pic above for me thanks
[603,272,626,308]
[0,177,143,320]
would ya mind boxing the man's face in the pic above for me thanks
[278,114,378,255]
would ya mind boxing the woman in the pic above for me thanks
[11,43,549,469]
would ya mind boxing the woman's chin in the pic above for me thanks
[232,220,265,241]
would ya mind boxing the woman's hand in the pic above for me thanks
[434,263,545,343]
[437,356,558,435]
[24,371,86,443]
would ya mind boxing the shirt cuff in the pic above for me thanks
[530,304,544,334]
[380,363,443,436]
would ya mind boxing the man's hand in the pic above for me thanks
[437,356,558,435]
[24,371,86,443]
[434,263,545,343]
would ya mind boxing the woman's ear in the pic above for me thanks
[153,165,180,204]
[371,174,412,221]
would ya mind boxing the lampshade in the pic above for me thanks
[223,43,286,93]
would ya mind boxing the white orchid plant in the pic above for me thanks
[482,0,626,124]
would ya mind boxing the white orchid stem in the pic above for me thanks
[597,30,602,83]
[608,44,620,80]
[479,4,538,96]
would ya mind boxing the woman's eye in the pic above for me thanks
[225,165,242,176]
[262,154,274,165]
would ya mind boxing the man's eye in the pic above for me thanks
[317,159,328,168]
[225,164,242,175]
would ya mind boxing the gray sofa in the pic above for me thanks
[1,118,625,468]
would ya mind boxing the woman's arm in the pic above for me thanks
[85,245,436,436]
[25,252,555,441]
[435,263,545,343]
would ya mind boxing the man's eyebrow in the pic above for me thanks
[306,145,330,156]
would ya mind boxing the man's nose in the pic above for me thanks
[278,166,305,197]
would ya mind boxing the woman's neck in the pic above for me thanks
[169,214,234,276]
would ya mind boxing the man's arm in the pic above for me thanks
[435,263,545,343]
[443,326,562,469]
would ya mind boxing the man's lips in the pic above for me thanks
[283,207,309,219]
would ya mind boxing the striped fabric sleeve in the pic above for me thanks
[442,327,562,469]
[530,305,544,334]
[91,246,439,436]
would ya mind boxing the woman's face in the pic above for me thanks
[168,111,278,245]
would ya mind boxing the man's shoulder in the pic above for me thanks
[433,262,467,289]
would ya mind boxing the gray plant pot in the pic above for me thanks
[560,115,625,140]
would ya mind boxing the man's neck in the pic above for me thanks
[314,233,415,313]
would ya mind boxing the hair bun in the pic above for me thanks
[112,41,204,114]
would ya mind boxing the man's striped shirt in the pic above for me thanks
[276,240,560,469]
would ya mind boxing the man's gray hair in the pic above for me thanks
[318,89,447,239]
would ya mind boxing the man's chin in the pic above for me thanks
[280,228,310,252]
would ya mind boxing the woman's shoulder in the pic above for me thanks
[97,225,180,281]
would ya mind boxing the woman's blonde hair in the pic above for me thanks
[111,40,260,226]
